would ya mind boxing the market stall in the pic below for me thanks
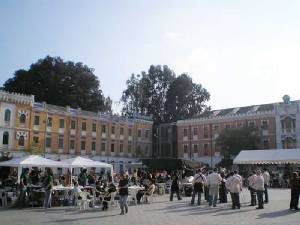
[234,149,300,187]
[59,156,113,185]
[0,155,65,207]
[233,149,300,165]
[0,155,65,183]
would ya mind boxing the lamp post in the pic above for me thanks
[43,113,48,158]
[209,123,213,168]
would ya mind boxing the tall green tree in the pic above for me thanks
[121,65,210,125]
[164,74,210,122]
[121,65,176,125]
[3,56,111,112]
[216,126,261,160]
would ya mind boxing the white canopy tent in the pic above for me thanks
[59,156,113,185]
[0,155,65,183]
[233,149,300,165]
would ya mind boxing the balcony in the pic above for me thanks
[102,133,107,138]
[91,150,96,156]
[58,149,64,154]
[81,131,86,136]
[111,134,115,140]
[45,148,51,153]
[120,135,124,140]
[46,127,52,132]
[282,128,296,134]
[183,136,188,142]
[193,135,198,141]
[128,136,132,141]
[70,129,76,135]
[183,153,189,159]
[58,128,65,134]
[1,145,9,150]
[92,132,97,137]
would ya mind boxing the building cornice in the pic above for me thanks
[0,90,34,106]
[177,110,275,126]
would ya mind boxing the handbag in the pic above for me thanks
[194,182,203,192]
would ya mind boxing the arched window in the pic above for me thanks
[18,135,25,146]
[4,109,11,122]
[3,132,9,145]
[20,114,26,124]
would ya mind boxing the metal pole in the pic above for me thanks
[189,125,192,160]
[44,112,48,158]
[210,123,213,168]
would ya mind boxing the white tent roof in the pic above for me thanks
[0,155,64,168]
[233,149,300,165]
[60,156,112,168]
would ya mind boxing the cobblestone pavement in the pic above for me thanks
[1,189,299,225]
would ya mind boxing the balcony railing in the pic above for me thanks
[282,128,296,134]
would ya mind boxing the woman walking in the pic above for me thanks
[289,172,299,210]
[118,173,129,215]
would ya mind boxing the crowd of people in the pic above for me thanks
[1,165,299,214]
[2,166,170,214]
[180,167,300,211]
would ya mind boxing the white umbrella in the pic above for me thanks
[59,156,113,185]
[0,155,64,183]
[60,156,112,169]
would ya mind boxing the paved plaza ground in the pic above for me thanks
[1,189,299,225]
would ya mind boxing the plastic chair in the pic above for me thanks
[142,187,155,204]
[76,192,89,210]
[157,183,166,195]
[127,189,138,205]
[165,182,171,194]
[102,192,118,209]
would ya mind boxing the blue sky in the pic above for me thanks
[1,0,300,112]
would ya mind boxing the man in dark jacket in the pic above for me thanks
[170,174,182,201]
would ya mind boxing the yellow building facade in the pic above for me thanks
[0,91,153,172]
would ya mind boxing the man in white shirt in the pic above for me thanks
[263,168,270,203]
[191,170,207,205]
[254,170,265,209]
[226,171,242,209]
[207,168,222,207]
[247,171,257,206]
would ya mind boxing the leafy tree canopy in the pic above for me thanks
[165,74,210,122]
[121,65,210,125]
[3,56,111,112]
[216,127,261,160]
